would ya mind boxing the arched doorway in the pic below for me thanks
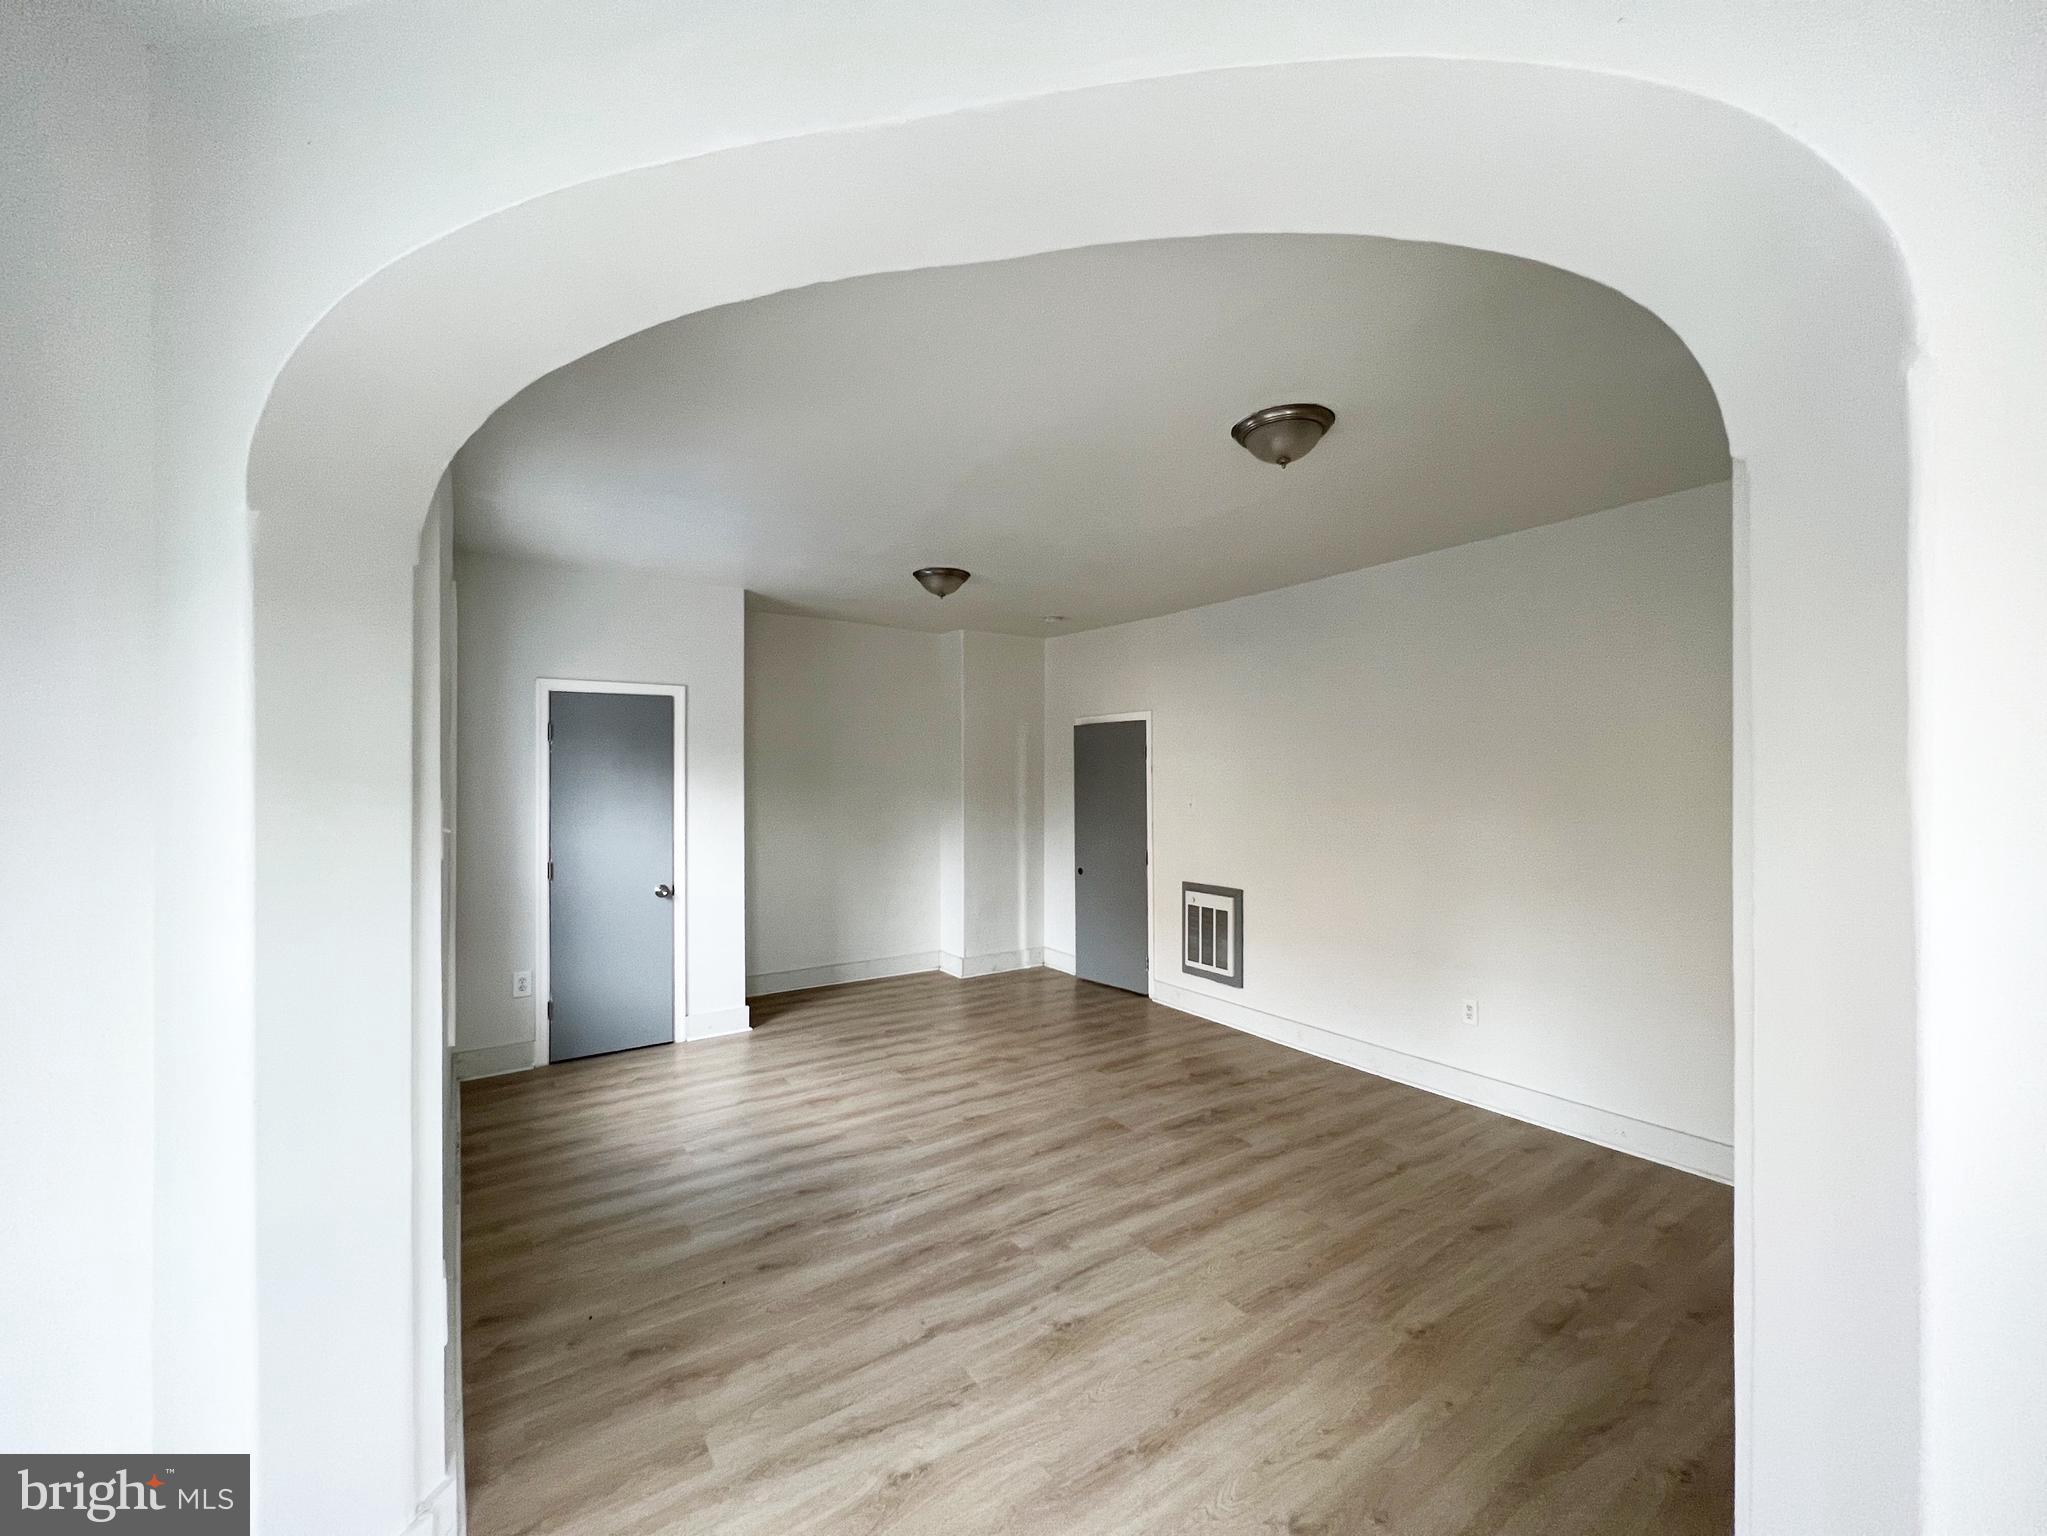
[248,58,1915,1534]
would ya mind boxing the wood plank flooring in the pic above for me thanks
[461,968,1732,1535]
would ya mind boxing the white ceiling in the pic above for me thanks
[455,234,1728,635]
[100,0,367,37]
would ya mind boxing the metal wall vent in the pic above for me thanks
[1182,883,1244,988]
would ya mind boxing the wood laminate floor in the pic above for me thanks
[461,968,1732,1535]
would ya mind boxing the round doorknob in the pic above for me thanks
[655,884,675,899]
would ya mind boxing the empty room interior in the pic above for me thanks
[19,6,2047,1534]
[444,233,1737,1533]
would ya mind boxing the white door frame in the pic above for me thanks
[533,677,687,1069]
[1073,710,1154,989]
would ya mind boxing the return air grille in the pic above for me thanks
[1182,883,1244,988]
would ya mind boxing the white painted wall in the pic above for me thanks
[0,5,157,1452]
[935,635,967,966]
[1047,486,1734,1160]
[454,553,747,1060]
[960,632,1044,970]
[745,612,951,992]
[744,615,1043,991]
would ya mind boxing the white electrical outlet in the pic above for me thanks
[512,970,533,999]
[1461,998,1479,1025]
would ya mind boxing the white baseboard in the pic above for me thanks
[401,1474,460,1536]
[940,947,1043,980]
[684,1005,751,1041]
[453,1042,534,1081]
[1043,948,1077,975]
[1149,979,1733,1184]
[748,952,942,996]
[457,1009,748,1071]
[750,950,1049,995]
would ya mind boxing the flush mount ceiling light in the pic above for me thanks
[913,566,971,598]
[1230,402,1336,468]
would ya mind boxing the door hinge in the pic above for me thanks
[546,1000,553,1021]
[546,859,554,881]
[546,719,554,743]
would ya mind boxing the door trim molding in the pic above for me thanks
[534,678,688,1069]
[1073,711,1154,991]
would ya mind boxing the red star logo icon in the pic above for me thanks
[146,1476,164,1488]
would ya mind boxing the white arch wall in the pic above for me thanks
[244,61,1912,1535]
[135,7,2045,1533]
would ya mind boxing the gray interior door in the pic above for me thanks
[1074,719,1149,994]
[548,690,676,1062]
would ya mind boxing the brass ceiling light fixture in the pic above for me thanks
[1230,403,1335,467]
[913,566,971,598]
